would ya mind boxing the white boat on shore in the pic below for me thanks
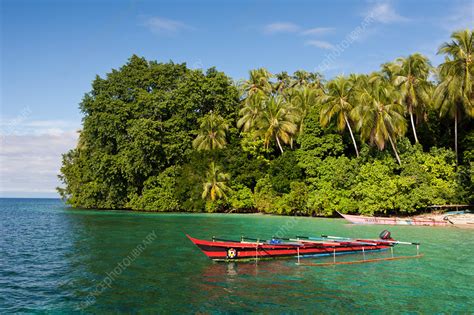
[444,213,474,225]
[337,211,449,226]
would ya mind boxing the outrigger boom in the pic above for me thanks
[187,230,422,265]
[320,234,420,245]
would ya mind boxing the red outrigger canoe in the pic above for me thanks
[187,231,405,262]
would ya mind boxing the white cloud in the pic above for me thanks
[305,40,335,50]
[263,23,336,49]
[0,118,80,136]
[263,22,300,34]
[301,27,334,36]
[0,131,78,196]
[367,1,409,24]
[264,23,336,36]
[143,17,190,34]
[0,118,80,197]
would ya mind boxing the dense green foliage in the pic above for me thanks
[59,30,474,216]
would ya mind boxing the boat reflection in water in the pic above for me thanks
[196,260,307,310]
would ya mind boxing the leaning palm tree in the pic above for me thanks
[320,76,360,157]
[256,95,298,153]
[353,74,407,164]
[434,29,474,165]
[386,54,432,143]
[193,112,229,151]
[202,162,231,201]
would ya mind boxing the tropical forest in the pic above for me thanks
[58,29,474,216]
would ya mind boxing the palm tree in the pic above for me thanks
[320,76,360,157]
[434,29,474,165]
[291,70,312,88]
[192,112,229,151]
[241,68,273,98]
[381,61,399,82]
[273,71,291,94]
[353,74,407,164]
[384,54,432,143]
[256,95,298,153]
[291,70,324,89]
[237,93,264,132]
[290,86,319,134]
[202,162,231,201]
[307,72,325,90]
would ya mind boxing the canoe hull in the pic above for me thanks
[338,212,448,226]
[187,235,392,261]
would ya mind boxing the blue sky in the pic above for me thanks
[0,0,473,197]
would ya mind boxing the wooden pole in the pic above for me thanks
[256,239,259,262]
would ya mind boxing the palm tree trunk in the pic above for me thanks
[276,136,284,153]
[388,135,401,165]
[409,111,419,144]
[454,107,458,168]
[344,114,359,157]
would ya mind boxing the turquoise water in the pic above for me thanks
[1,198,473,313]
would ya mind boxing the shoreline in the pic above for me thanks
[63,204,474,227]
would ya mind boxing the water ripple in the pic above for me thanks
[1,199,473,313]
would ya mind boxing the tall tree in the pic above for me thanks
[434,29,474,165]
[386,54,432,144]
[290,86,319,135]
[237,94,264,132]
[291,70,312,88]
[256,95,298,153]
[320,76,360,157]
[241,68,273,98]
[202,162,231,201]
[353,74,407,164]
[192,112,229,151]
[291,70,324,89]
[58,56,239,209]
[273,71,291,94]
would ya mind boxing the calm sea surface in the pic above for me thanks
[1,198,473,313]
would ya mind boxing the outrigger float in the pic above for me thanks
[187,230,422,266]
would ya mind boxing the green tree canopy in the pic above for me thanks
[59,32,473,214]
[59,56,239,208]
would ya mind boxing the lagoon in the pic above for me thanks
[1,198,473,313]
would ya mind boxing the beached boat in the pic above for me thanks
[186,230,418,262]
[337,211,449,226]
[444,213,474,225]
